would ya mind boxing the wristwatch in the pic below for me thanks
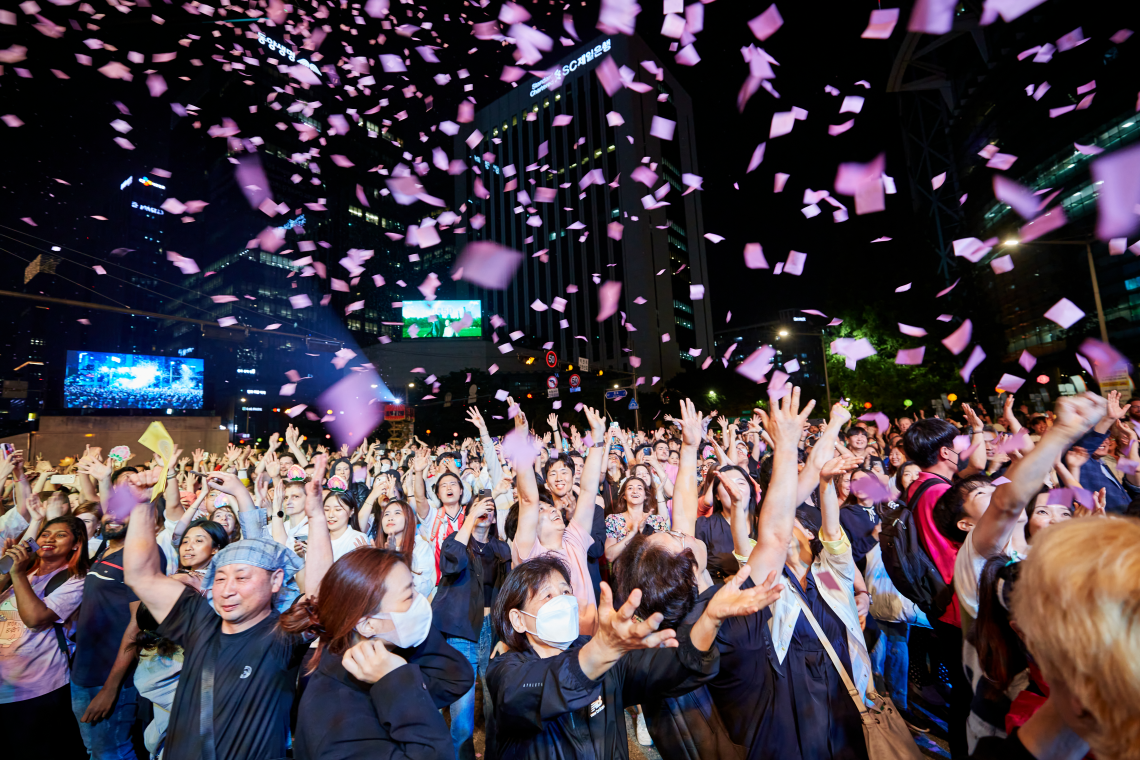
[592,441,606,448]
[276,510,285,519]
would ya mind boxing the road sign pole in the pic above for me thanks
[632,376,639,430]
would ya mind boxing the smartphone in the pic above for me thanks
[610,421,620,428]
[0,443,13,457]
[478,488,492,500]
[50,474,77,486]
[0,537,39,573]
[808,419,825,426]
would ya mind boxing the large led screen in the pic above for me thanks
[65,351,204,409]
[401,300,482,338]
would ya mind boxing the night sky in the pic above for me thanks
[0,0,937,331]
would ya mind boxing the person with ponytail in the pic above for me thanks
[0,515,89,755]
[287,547,473,760]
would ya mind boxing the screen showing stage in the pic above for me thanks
[65,351,205,409]
[401,300,482,338]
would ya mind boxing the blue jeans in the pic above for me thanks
[870,620,910,710]
[70,681,139,760]
[446,618,492,760]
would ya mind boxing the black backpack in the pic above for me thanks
[879,475,955,619]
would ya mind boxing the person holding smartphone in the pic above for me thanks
[432,491,511,760]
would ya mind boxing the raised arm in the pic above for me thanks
[745,385,815,587]
[510,399,543,555]
[973,394,1105,559]
[123,471,190,624]
[572,406,607,533]
[298,454,333,597]
[411,446,432,521]
[467,406,503,488]
[547,413,564,452]
[671,399,704,537]
[285,424,310,467]
[795,402,851,505]
[957,403,989,479]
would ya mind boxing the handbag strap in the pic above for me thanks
[789,588,867,717]
[200,633,219,760]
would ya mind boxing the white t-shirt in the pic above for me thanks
[953,528,1025,624]
[329,527,370,562]
[0,568,85,703]
[410,534,437,601]
[285,515,309,542]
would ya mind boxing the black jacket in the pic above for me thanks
[294,629,474,760]
[432,532,511,642]
[486,623,719,760]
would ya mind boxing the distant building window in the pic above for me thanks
[1126,276,1140,292]
[680,351,695,362]
[349,206,363,218]
[673,300,693,314]
[347,318,362,331]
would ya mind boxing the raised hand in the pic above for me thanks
[755,384,816,451]
[582,405,606,441]
[1106,390,1128,421]
[224,443,239,463]
[1052,393,1107,440]
[594,582,678,654]
[77,457,112,481]
[962,403,984,433]
[679,398,705,447]
[412,446,431,473]
[546,412,560,431]
[506,396,528,432]
[264,451,281,479]
[704,566,784,622]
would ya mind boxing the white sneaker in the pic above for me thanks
[636,711,653,746]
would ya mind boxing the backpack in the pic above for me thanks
[43,569,75,668]
[879,475,955,619]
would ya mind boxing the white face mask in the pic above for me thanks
[366,592,433,649]
[380,462,391,472]
[518,593,579,650]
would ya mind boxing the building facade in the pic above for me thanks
[451,33,715,382]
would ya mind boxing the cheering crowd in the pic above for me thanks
[1,387,1138,760]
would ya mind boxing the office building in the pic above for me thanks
[886,4,1140,385]
[451,33,715,383]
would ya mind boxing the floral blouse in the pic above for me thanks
[605,512,671,542]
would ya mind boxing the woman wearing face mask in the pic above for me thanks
[487,554,778,760]
[376,499,435,600]
[433,494,511,760]
[286,548,473,760]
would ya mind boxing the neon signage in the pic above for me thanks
[132,201,164,215]
[120,176,133,190]
[530,39,611,98]
[139,176,166,190]
[257,32,321,78]
[278,214,306,231]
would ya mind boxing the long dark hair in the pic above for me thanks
[35,516,91,578]
[712,464,759,540]
[279,548,407,672]
[323,490,361,531]
[376,499,416,559]
[607,475,651,517]
[176,519,229,572]
[967,555,1026,691]
[491,555,571,654]
[794,507,825,564]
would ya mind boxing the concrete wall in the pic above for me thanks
[14,416,231,466]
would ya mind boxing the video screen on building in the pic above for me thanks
[65,351,205,409]
[401,300,482,338]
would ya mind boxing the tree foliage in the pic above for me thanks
[824,305,964,417]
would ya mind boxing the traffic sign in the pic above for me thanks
[568,374,581,389]
[605,389,628,400]
[545,350,558,369]
[547,387,559,398]
[546,376,558,389]
[628,399,639,410]
[579,357,590,372]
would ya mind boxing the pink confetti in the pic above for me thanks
[990,255,1014,274]
[784,251,806,276]
[997,373,1026,393]
[899,323,927,337]
[861,8,899,39]
[746,142,766,173]
[452,242,524,290]
[770,111,795,138]
[744,242,769,269]
[907,0,956,35]
[895,346,925,365]
[1043,298,1085,329]
[960,345,986,383]
[942,319,972,356]
[289,294,312,310]
[748,4,783,40]
[1019,207,1067,243]
[993,175,1040,220]
[650,116,676,141]
[828,120,855,136]
[774,173,789,193]
[1090,143,1140,241]
[596,281,622,322]
[704,233,725,244]
[736,345,776,382]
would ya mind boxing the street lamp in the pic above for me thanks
[779,329,789,337]
[1001,237,1107,342]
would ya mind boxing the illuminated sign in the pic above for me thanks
[257,32,321,78]
[120,176,133,190]
[241,406,264,412]
[177,347,194,356]
[530,39,611,98]
[132,201,164,215]
[139,176,166,190]
[246,389,266,395]
[237,368,256,375]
